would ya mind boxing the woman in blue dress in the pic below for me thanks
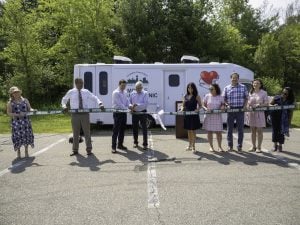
[270,87,295,152]
[182,82,202,152]
[6,86,35,159]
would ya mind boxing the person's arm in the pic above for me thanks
[261,91,269,107]
[61,90,72,109]
[202,95,208,111]
[222,87,229,107]
[195,95,202,111]
[87,90,104,108]
[24,98,35,111]
[243,87,249,108]
[220,96,225,110]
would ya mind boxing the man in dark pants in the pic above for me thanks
[130,81,149,150]
[111,80,132,153]
[222,73,248,152]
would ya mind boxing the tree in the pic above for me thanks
[0,0,46,102]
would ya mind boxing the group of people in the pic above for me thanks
[182,72,295,154]
[6,72,295,159]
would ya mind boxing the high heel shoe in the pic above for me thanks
[209,147,215,152]
[192,145,196,152]
[186,146,192,151]
[272,144,278,152]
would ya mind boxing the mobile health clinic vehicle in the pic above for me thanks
[74,55,254,127]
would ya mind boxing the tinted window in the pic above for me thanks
[99,71,108,95]
[84,72,93,92]
[169,74,180,87]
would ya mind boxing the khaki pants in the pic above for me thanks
[71,113,92,152]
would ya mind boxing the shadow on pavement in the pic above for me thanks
[117,147,170,163]
[194,150,296,168]
[69,154,116,171]
[10,157,42,174]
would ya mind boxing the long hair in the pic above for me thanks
[249,79,264,94]
[186,82,198,97]
[284,87,295,104]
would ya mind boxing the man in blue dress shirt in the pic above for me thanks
[130,81,149,150]
[111,79,132,153]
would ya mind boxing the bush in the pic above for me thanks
[259,76,283,96]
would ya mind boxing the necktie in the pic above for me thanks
[78,90,83,109]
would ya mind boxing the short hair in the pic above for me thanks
[135,81,143,88]
[230,72,239,79]
[75,78,83,84]
[119,79,126,85]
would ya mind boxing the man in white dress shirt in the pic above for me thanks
[61,78,104,156]
[129,81,149,150]
[111,79,132,153]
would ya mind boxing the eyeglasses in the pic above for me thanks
[209,88,215,91]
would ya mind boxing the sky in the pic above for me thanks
[249,0,295,9]
[248,0,297,23]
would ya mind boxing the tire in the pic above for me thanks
[139,115,156,129]
[265,111,272,127]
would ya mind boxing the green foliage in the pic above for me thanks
[259,76,283,96]
[0,0,298,108]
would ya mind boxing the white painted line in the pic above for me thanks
[0,138,66,177]
[147,131,160,208]
[233,134,300,170]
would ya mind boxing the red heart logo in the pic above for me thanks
[200,71,219,85]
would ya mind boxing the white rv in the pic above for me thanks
[74,56,254,127]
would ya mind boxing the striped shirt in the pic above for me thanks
[222,83,248,108]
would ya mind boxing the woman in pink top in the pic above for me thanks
[203,84,225,152]
[247,79,269,153]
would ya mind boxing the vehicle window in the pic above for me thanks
[84,72,93,92]
[169,74,180,87]
[99,71,108,95]
[242,82,252,92]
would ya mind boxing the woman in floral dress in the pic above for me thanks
[6,86,35,159]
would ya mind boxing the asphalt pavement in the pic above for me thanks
[0,127,299,225]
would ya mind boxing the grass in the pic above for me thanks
[0,114,72,134]
[291,109,300,128]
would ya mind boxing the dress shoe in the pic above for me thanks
[70,152,78,156]
[227,146,233,151]
[117,145,128,150]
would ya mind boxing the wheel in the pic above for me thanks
[265,111,272,127]
[139,115,156,129]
